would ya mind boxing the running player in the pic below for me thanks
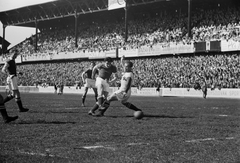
[94,56,142,116]
[81,62,98,107]
[1,49,29,112]
[88,57,117,115]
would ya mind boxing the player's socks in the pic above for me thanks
[0,105,7,120]
[93,97,105,116]
[82,96,86,104]
[3,95,14,103]
[203,94,207,99]
[82,96,86,106]
[0,106,18,123]
[122,102,141,111]
[97,97,104,106]
[89,97,104,116]
[102,101,110,109]
[95,100,110,117]
[93,103,100,112]
[95,101,110,117]
[15,98,29,112]
[88,103,99,115]
[95,95,98,102]
[100,101,110,112]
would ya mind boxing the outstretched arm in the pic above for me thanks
[1,62,9,74]
[81,71,86,83]
[91,65,98,80]
[120,55,125,69]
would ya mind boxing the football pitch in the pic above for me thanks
[0,93,240,163]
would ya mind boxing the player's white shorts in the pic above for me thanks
[57,87,61,94]
[113,90,131,103]
[7,75,18,91]
[57,85,64,94]
[95,77,110,93]
[84,78,96,88]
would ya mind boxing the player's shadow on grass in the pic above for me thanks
[142,114,194,118]
[18,120,76,124]
[107,114,193,119]
[25,110,79,114]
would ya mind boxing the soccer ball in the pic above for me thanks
[134,111,144,119]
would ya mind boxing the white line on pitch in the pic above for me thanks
[18,150,55,157]
[127,142,150,146]
[82,145,104,149]
[82,145,116,151]
[186,137,235,143]
[81,143,150,150]
[65,107,79,110]
[185,138,215,143]
[18,149,69,158]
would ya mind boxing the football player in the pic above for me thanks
[194,78,208,99]
[94,56,142,116]
[88,57,117,115]
[201,78,207,99]
[1,49,29,112]
[81,62,98,107]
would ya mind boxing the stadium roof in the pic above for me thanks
[0,0,57,12]
[0,0,238,28]
[0,0,109,27]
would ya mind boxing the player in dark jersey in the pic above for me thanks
[88,57,117,115]
[0,93,18,123]
[54,83,58,94]
[81,62,98,107]
[1,49,29,112]
[194,77,208,99]
[200,78,208,99]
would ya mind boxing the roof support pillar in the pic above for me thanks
[187,0,192,38]
[35,19,38,52]
[74,10,79,49]
[1,24,7,54]
[124,0,129,43]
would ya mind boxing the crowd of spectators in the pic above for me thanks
[5,6,240,57]
[132,53,240,89]
[191,8,240,42]
[0,53,239,89]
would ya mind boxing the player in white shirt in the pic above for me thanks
[95,56,142,116]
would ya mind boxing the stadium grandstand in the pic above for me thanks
[0,0,240,90]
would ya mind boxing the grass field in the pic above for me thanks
[0,92,240,163]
